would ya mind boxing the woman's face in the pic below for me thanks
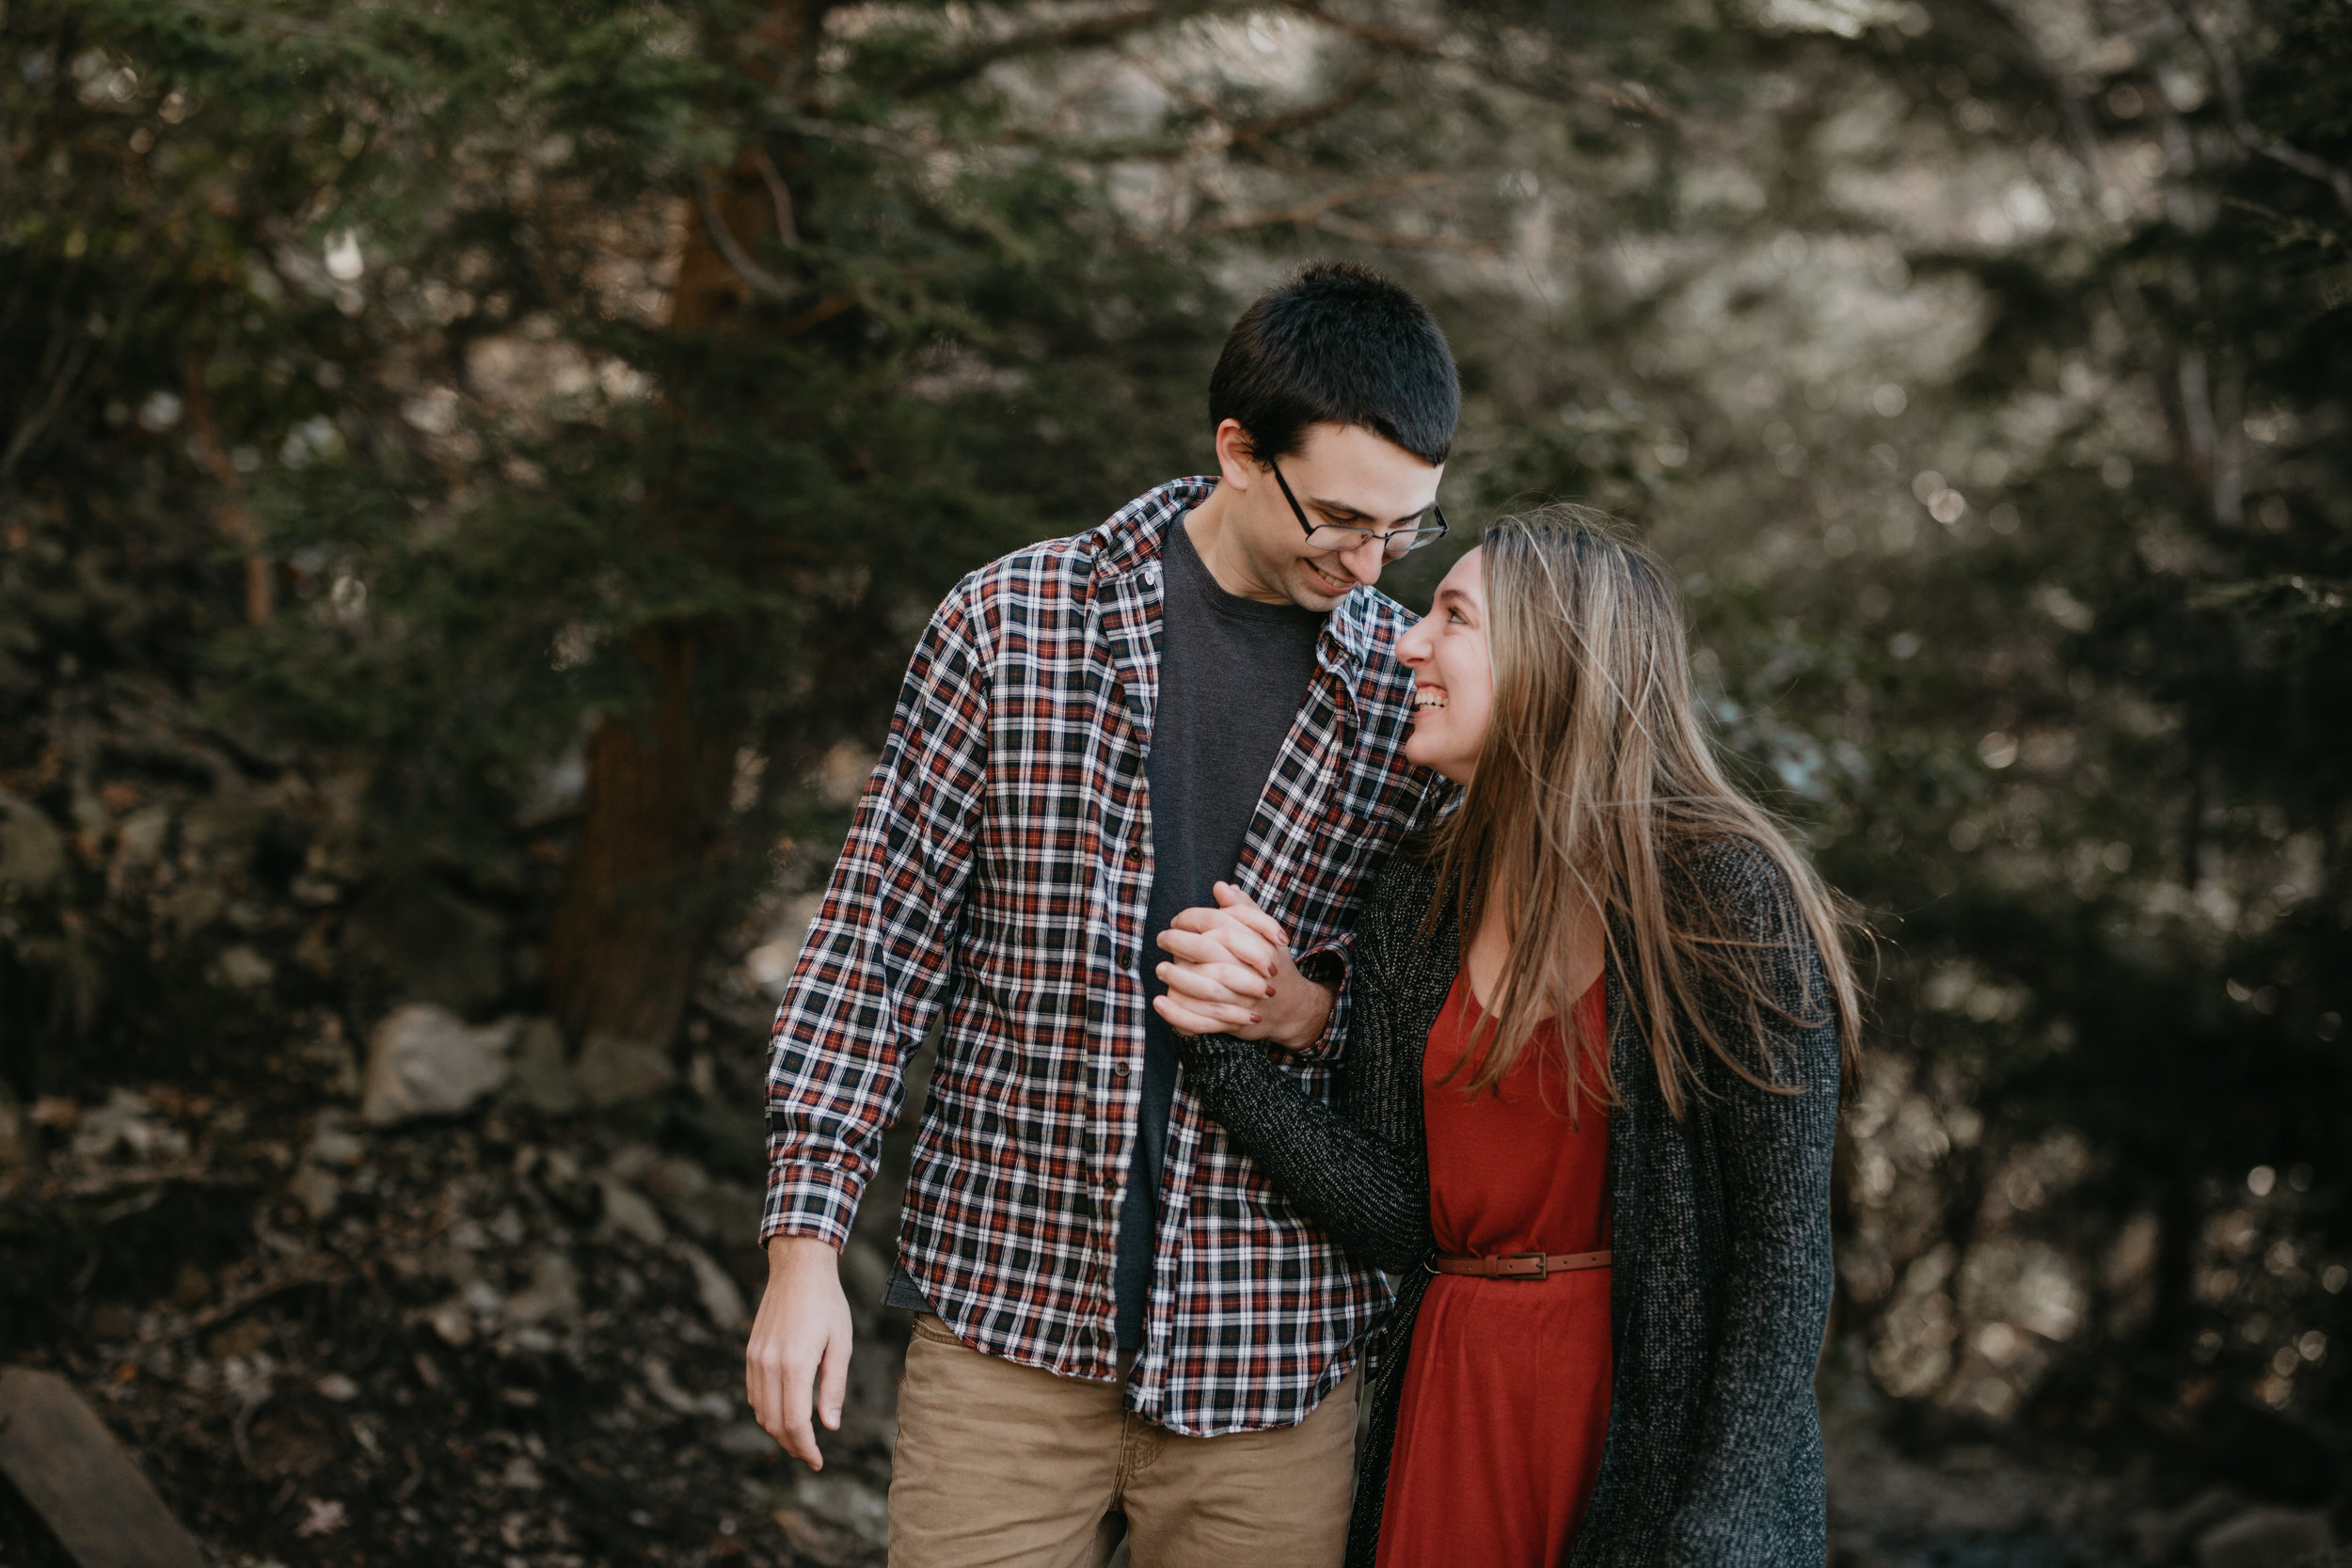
[1396,547,1493,784]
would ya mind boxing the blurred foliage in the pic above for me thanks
[2,0,2347,1476]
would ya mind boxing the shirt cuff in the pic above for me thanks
[1288,937,1354,1062]
[757,1159,865,1251]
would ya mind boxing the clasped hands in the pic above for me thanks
[1151,881,1336,1052]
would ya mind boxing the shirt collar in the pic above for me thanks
[1087,476,1380,670]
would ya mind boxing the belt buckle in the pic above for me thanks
[1509,1250,1548,1281]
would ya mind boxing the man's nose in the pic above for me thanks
[1338,536,1386,585]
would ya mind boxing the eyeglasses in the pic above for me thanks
[1268,458,1448,560]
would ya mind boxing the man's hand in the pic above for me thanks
[1152,881,1336,1051]
[745,1235,854,1470]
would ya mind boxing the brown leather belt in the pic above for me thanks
[1427,1249,1612,1281]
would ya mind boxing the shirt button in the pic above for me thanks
[1128,842,1147,863]
[1113,1064,1131,1079]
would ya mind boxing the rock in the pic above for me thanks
[343,874,510,1015]
[314,1373,360,1402]
[504,1249,581,1326]
[306,1109,364,1166]
[573,1033,674,1107]
[596,1176,667,1247]
[2199,1509,2336,1568]
[2136,1486,2249,1563]
[682,1243,748,1332]
[360,1005,520,1126]
[0,1083,29,1199]
[71,1088,190,1163]
[0,789,68,894]
[793,1471,889,1544]
[213,943,275,990]
[427,1298,475,1346]
[669,1180,764,1246]
[503,1019,580,1116]
[841,1236,892,1305]
[716,1421,779,1458]
[289,1164,342,1221]
[0,1368,206,1568]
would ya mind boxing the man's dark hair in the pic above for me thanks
[1207,261,1460,468]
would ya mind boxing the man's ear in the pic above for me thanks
[1213,419,1258,491]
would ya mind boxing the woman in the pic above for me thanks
[1152,506,1860,1567]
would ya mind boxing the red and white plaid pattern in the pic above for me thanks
[762,477,1446,1436]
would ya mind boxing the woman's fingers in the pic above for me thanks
[1212,882,1294,949]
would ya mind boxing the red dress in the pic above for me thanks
[1375,972,1612,1568]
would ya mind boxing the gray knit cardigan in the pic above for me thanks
[1173,842,1841,1567]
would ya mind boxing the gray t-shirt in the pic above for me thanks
[882,516,1328,1351]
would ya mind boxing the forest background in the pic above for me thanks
[2,0,2348,1563]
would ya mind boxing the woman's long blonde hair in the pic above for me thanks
[1425,505,1862,1119]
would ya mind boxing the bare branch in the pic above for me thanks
[782,291,859,336]
[1197,168,1463,235]
[1311,213,1502,254]
[891,3,1193,98]
[976,63,1389,163]
[1276,1,1665,119]
[695,166,800,301]
[2183,6,2352,219]
[1227,66,1386,153]
[750,142,799,245]
[183,361,273,626]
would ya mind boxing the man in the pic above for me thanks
[746,261,1458,1566]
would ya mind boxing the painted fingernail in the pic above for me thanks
[1249,1013,1263,1023]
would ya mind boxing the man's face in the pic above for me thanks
[1219,420,1444,611]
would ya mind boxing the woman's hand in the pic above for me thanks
[1152,881,1336,1052]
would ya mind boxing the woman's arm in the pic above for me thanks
[1174,1030,1430,1274]
[1667,851,1844,1560]
[1156,866,1435,1275]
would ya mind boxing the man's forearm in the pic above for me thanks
[1266,974,1339,1052]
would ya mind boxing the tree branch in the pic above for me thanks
[1198,168,1447,230]
[1276,0,1665,119]
[749,142,799,245]
[1312,212,1501,254]
[2182,6,2352,220]
[182,361,273,626]
[890,2,1194,97]
[695,166,800,301]
[1227,65,1385,154]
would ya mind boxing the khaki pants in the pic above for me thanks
[888,1315,1358,1568]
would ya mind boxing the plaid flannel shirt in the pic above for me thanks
[761,477,1447,1436]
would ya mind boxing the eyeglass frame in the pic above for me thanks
[1266,456,1448,560]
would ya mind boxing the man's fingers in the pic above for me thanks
[1154,994,1258,1036]
[818,1326,850,1432]
[746,1354,776,1437]
[1158,958,1267,1007]
[1165,914,1278,977]
[778,1359,823,1469]
[1155,928,1276,990]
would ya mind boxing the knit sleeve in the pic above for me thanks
[1665,845,1843,1562]
[1173,857,1434,1275]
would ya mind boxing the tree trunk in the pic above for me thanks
[543,1,825,1051]
[545,624,744,1047]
